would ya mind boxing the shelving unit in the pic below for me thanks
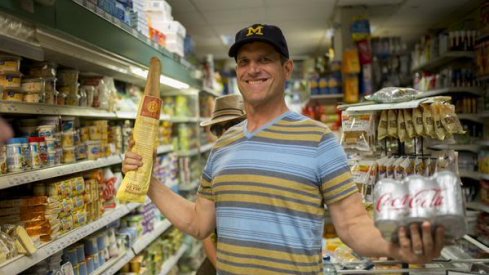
[0,154,122,190]
[0,2,209,273]
[132,220,172,254]
[157,144,174,155]
[200,143,215,153]
[411,51,475,72]
[309,94,344,100]
[159,244,189,275]
[428,144,481,154]
[416,87,482,98]
[467,200,489,214]
[179,180,200,192]
[92,250,135,275]
[0,205,131,274]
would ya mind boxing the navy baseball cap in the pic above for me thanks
[228,24,289,59]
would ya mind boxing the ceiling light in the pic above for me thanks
[220,34,234,46]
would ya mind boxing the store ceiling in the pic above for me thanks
[166,0,479,61]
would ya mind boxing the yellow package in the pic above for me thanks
[387,109,397,138]
[412,107,424,136]
[431,102,446,140]
[397,109,406,142]
[403,109,415,139]
[117,57,162,203]
[441,102,465,135]
[421,104,435,138]
[377,110,388,140]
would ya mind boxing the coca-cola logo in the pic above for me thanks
[376,188,445,212]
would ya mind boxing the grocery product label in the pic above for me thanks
[140,96,162,119]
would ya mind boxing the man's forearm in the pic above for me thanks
[340,214,390,258]
[147,177,208,239]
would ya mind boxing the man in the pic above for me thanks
[123,23,444,274]
[198,94,246,275]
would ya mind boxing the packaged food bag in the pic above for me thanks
[117,58,162,203]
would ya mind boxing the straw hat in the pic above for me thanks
[200,94,246,127]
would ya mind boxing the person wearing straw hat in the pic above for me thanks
[123,23,445,274]
[200,94,246,138]
[198,94,246,275]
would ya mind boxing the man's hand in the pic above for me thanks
[122,138,157,174]
[122,139,142,174]
[388,222,445,264]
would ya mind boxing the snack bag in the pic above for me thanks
[412,107,424,136]
[387,109,397,138]
[397,109,406,142]
[117,58,162,203]
[421,104,435,138]
[377,110,388,140]
[403,109,415,139]
[431,102,446,140]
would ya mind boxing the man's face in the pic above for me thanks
[235,42,293,108]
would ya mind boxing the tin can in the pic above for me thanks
[433,171,467,240]
[374,178,408,242]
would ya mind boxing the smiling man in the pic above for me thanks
[123,23,445,274]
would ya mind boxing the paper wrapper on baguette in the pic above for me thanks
[116,57,162,203]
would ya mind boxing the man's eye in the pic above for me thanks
[237,60,248,66]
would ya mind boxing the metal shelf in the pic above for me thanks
[176,148,199,157]
[457,113,484,123]
[171,116,200,123]
[132,220,172,254]
[0,154,122,190]
[199,143,215,154]
[92,249,135,275]
[428,144,480,154]
[159,244,188,275]
[463,235,489,254]
[310,94,343,100]
[480,140,489,147]
[341,97,449,112]
[466,200,489,214]
[0,102,117,118]
[459,170,481,181]
[0,205,130,274]
[179,180,199,192]
[156,145,173,155]
[416,87,482,98]
[411,51,475,72]
[115,111,171,121]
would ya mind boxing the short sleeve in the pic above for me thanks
[316,133,358,205]
[197,150,215,201]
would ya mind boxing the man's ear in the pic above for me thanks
[284,59,294,80]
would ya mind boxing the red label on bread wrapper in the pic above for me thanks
[140,96,161,119]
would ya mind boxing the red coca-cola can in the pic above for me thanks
[433,171,467,240]
[406,175,439,225]
[374,178,408,242]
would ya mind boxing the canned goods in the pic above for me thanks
[6,138,24,172]
[28,137,41,169]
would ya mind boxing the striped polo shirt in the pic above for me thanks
[198,111,357,275]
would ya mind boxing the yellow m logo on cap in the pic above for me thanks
[246,25,264,36]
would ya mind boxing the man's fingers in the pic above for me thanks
[433,226,445,258]
[421,221,434,259]
[398,226,411,252]
[122,164,141,173]
[409,223,423,256]
[125,151,142,160]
